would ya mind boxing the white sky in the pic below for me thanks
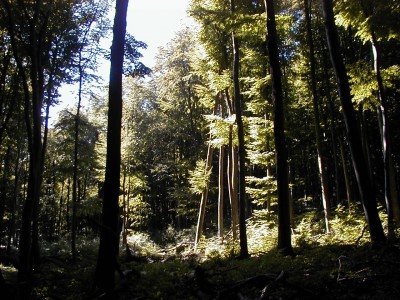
[127,0,194,68]
[53,0,194,124]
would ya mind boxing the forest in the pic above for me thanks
[0,0,400,299]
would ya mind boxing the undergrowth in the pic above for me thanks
[2,205,399,299]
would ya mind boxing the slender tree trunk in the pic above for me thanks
[7,142,21,255]
[359,108,374,184]
[227,129,239,239]
[339,138,352,209]
[304,0,330,233]
[194,135,214,248]
[223,89,239,240]
[264,0,293,255]
[231,0,248,258]
[93,0,128,292]
[218,145,224,239]
[66,179,71,232]
[0,147,11,243]
[58,181,65,235]
[72,60,83,259]
[370,34,399,232]
[320,0,386,245]
[360,0,400,232]
[122,166,127,245]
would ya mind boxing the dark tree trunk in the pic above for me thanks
[92,0,128,292]
[320,0,386,245]
[304,0,330,233]
[231,0,249,259]
[264,0,293,255]
[71,59,83,259]
[2,0,47,282]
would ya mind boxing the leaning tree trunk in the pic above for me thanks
[370,33,399,233]
[360,0,400,233]
[320,0,386,245]
[264,0,293,255]
[92,0,128,293]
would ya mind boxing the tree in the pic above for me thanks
[320,0,386,245]
[335,0,400,234]
[0,0,89,283]
[92,0,128,293]
[71,0,110,259]
[303,0,330,233]
[264,0,293,255]
[231,0,249,259]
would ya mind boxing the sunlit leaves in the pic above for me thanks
[335,0,400,43]
[205,114,236,148]
[189,160,212,195]
[246,176,277,207]
[347,61,378,109]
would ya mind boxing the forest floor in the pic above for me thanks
[2,233,400,299]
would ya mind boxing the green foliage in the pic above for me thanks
[246,176,277,207]
[127,194,152,230]
[336,0,400,42]
[205,114,236,148]
[188,160,212,195]
[347,61,379,109]
[382,64,400,88]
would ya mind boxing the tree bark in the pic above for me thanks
[369,32,400,233]
[264,0,293,255]
[320,0,386,245]
[93,0,128,292]
[218,145,224,239]
[231,0,249,259]
[194,135,214,248]
[304,0,330,233]
[227,129,239,240]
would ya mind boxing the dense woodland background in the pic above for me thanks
[0,0,400,299]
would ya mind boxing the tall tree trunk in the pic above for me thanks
[359,108,374,185]
[122,166,128,245]
[2,1,47,282]
[93,0,128,292]
[194,134,214,248]
[360,0,400,234]
[58,181,65,235]
[71,58,84,259]
[264,0,293,255]
[0,147,11,243]
[227,129,239,239]
[231,0,249,259]
[7,142,21,255]
[218,145,224,239]
[370,34,399,233]
[339,137,353,210]
[328,99,341,206]
[304,0,330,233]
[320,0,386,245]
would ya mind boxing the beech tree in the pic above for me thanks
[303,0,330,233]
[320,0,386,245]
[92,0,128,293]
[264,0,293,255]
[0,0,96,284]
